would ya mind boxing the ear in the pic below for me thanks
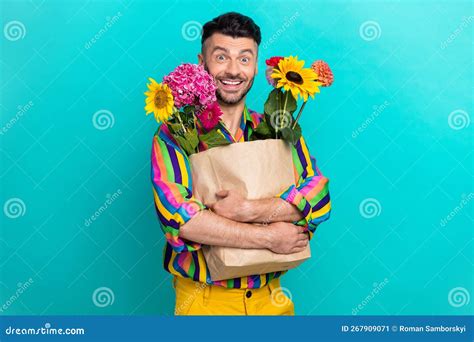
[198,53,204,65]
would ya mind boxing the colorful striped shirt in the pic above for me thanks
[151,106,331,289]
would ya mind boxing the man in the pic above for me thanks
[151,12,331,315]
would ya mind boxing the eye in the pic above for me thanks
[216,54,226,62]
[241,57,250,64]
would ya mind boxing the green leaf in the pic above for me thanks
[186,128,199,150]
[199,129,231,149]
[183,106,194,115]
[254,121,273,137]
[281,124,302,145]
[174,135,194,155]
[173,126,199,155]
[264,88,282,117]
[283,91,297,115]
[264,88,297,117]
[169,123,184,135]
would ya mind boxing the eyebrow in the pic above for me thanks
[211,46,255,56]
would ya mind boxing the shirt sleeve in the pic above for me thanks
[151,129,206,253]
[277,135,331,240]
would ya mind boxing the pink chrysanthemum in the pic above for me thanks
[197,102,223,131]
[265,66,276,87]
[163,63,217,108]
[311,60,334,87]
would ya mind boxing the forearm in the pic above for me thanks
[245,197,303,223]
[179,210,271,249]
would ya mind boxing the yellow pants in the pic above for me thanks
[173,276,295,316]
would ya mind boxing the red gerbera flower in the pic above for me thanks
[265,56,284,67]
[198,102,223,131]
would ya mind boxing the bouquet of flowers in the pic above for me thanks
[146,58,333,281]
[251,55,334,144]
[144,63,229,155]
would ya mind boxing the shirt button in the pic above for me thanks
[246,290,252,298]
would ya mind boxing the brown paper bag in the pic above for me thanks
[189,139,311,281]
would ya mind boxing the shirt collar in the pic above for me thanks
[242,105,259,129]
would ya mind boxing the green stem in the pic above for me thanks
[281,91,289,132]
[292,101,307,129]
[175,109,186,134]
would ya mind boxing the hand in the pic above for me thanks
[208,189,251,222]
[266,222,309,254]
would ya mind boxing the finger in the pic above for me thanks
[290,246,306,254]
[297,235,309,242]
[295,239,308,247]
[215,190,229,198]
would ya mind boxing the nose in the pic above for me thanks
[225,59,240,78]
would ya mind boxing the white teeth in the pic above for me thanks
[221,80,242,85]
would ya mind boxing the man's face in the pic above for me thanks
[199,33,258,105]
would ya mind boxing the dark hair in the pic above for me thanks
[201,12,261,46]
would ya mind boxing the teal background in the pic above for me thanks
[0,0,472,316]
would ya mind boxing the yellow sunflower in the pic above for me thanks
[271,56,322,101]
[144,78,174,123]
